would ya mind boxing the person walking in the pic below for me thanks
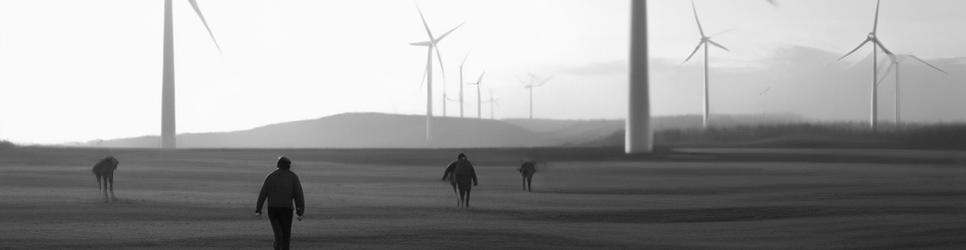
[442,153,478,208]
[255,156,305,250]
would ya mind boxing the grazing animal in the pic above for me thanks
[442,166,459,206]
[92,156,119,203]
[442,153,479,208]
[518,161,537,192]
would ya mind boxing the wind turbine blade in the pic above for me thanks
[435,22,464,42]
[461,52,470,67]
[435,46,447,84]
[691,1,705,37]
[873,0,881,34]
[885,53,898,63]
[417,67,427,91]
[876,63,896,86]
[536,76,553,87]
[710,29,735,37]
[476,71,486,84]
[682,41,704,64]
[837,39,871,61]
[415,5,435,40]
[873,39,894,56]
[909,55,949,75]
[876,60,892,72]
[188,0,221,53]
[908,55,949,75]
[708,40,730,52]
[767,0,778,7]
[410,41,433,46]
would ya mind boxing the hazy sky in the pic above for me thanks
[1,0,964,144]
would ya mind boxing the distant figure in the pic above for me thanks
[91,156,118,203]
[442,153,478,208]
[255,156,306,250]
[518,161,537,192]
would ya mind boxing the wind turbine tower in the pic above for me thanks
[458,53,470,118]
[410,5,462,143]
[626,0,652,154]
[161,0,222,149]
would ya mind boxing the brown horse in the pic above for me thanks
[518,161,537,192]
[92,156,119,203]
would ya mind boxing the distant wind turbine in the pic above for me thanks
[681,1,730,129]
[467,71,486,119]
[484,89,499,120]
[876,54,948,125]
[442,73,448,116]
[458,53,470,118]
[161,0,222,149]
[411,5,463,143]
[837,0,893,131]
[519,73,552,120]
[759,87,772,96]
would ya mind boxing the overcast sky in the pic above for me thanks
[1,0,964,144]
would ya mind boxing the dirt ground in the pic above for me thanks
[0,147,964,249]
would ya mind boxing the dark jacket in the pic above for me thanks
[256,169,305,216]
[442,160,478,185]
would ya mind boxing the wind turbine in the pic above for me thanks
[759,87,772,96]
[681,1,730,129]
[411,5,463,143]
[837,0,894,131]
[519,73,552,120]
[467,71,486,119]
[484,89,499,120]
[161,0,222,149]
[458,53,470,118]
[876,54,948,125]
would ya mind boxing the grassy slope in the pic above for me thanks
[587,123,966,150]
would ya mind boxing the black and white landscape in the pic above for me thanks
[2,1,966,249]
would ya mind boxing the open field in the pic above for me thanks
[1,147,965,249]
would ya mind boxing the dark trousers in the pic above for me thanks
[268,207,294,250]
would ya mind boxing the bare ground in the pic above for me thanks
[0,147,964,249]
